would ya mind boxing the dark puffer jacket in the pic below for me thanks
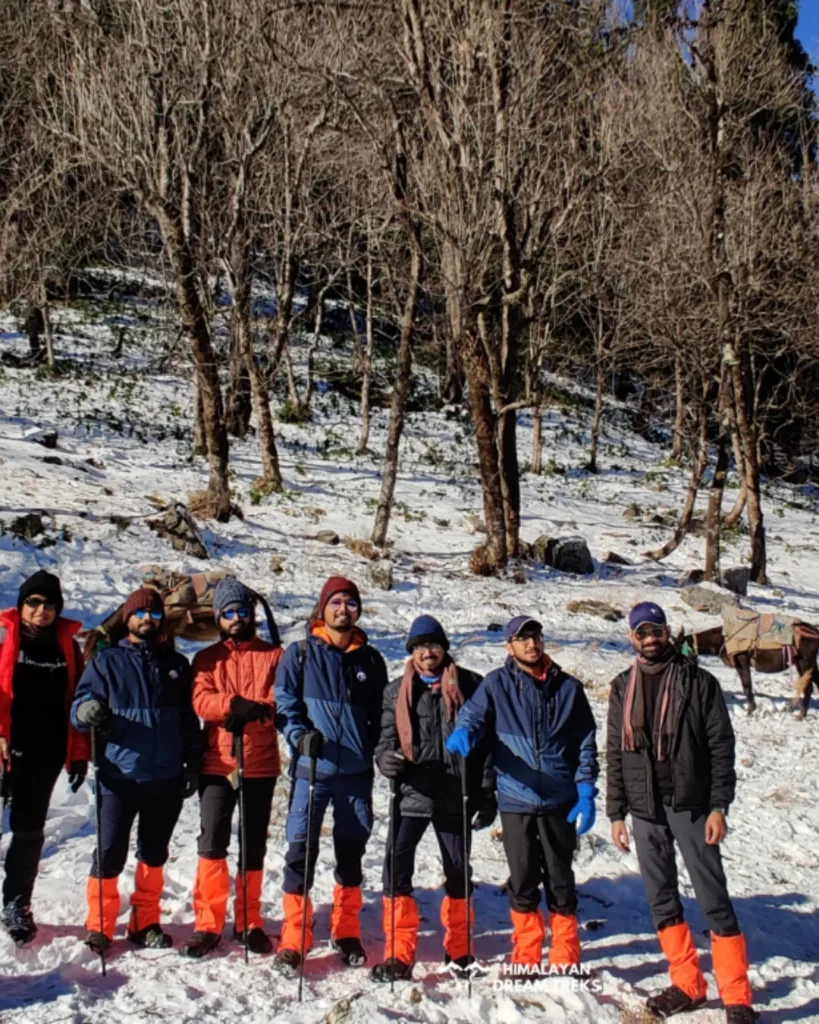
[375,663,493,819]
[606,655,736,822]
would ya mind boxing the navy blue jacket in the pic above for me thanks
[455,657,598,813]
[274,626,388,781]
[71,640,203,785]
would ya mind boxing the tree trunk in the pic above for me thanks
[443,329,463,404]
[531,409,543,474]
[284,345,300,409]
[26,305,44,362]
[704,434,730,581]
[371,244,421,548]
[731,353,767,583]
[497,408,520,558]
[588,359,605,473]
[723,427,747,529]
[358,246,375,454]
[670,356,684,462]
[193,371,207,456]
[42,300,55,368]
[158,207,231,521]
[226,319,252,438]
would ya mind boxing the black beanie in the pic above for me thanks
[17,570,64,615]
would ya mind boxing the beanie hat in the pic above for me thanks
[213,577,255,622]
[318,576,361,615]
[406,615,450,653]
[629,601,667,631]
[18,570,64,615]
[121,587,164,624]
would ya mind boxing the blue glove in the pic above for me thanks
[445,728,473,758]
[567,782,596,836]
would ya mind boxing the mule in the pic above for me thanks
[677,622,819,718]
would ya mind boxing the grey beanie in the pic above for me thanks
[213,577,255,621]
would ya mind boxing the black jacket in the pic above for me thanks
[375,664,494,820]
[606,655,736,822]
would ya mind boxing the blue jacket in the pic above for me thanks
[71,640,203,785]
[274,626,388,781]
[455,657,598,813]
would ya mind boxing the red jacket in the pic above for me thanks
[192,636,283,779]
[0,608,91,769]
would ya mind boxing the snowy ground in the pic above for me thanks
[1,291,818,1023]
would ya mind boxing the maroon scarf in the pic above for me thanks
[395,657,464,762]
[621,655,679,762]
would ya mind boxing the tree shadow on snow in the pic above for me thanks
[0,961,128,1011]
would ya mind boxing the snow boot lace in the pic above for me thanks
[371,957,413,983]
[234,927,273,954]
[2,899,36,946]
[179,931,221,959]
[274,947,302,976]
[647,984,707,1018]
[128,923,173,949]
[333,936,367,967]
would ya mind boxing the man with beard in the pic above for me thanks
[179,578,283,959]
[446,615,598,972]
[0,571,89,945]
[607,603,754,1023]
[72,588,203,952]
[370,615,495,983]
[273,576,388,975]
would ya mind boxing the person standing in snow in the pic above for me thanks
[71,587,203,953]
[446,615,598,971]
[273,576,388,975]
[179,578,283,959]
[370,615,496,983]
[607,603,755,1023]
[0,571,90,945]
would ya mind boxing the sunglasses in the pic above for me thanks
[414,643,444,655]
[221,607,250,621]
[327,598,360,612]
[512,631,543,643]
[634,626,667,640]
[23,598,56,610]
[132,609,163,621]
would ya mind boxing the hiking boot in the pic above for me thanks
[85,930,111,954]
[725,1007,759,1024]
[2,899,36,947]
[274,947,302,977]
[647,985,707,1018]
[128,923,173,949]
[332,936,367,967]
[179,931,221,959]
[234,927,273,954]
[371,958,413,983]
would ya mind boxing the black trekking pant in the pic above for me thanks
[382,812,473,898]
[631,803,740,937]
[198,774,276,871]
[2,754,63,907]
[501,810,577,915]
[91,777,183,878]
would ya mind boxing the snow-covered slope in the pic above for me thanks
[1,296,817,1024]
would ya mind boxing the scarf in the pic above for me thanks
[621,653,679,761]
[395,656,464,761]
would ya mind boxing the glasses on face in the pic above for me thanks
[414,643,444,655]
[133,609,163,621]
[635,626,667,641]
[221,607,250,621]
[327,598,360,613]
[23,598,56,611]
[512,632,543,644]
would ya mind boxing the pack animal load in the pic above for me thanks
[721,608,797,659]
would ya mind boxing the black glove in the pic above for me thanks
[377,749,406,779]
[223,695,273,735]
[297,730,324,759]
[471,788,498,830]
[76,699,110,729]
[68,760,88,793]
[182,765,199,799]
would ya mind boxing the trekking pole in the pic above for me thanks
[234,730,249,964]
[460,755,472,1000]
[389,775,397,995]
[298,755,317,1003]
[91,728,107,977]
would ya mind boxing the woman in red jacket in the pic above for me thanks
[180,578,283,959]
[0,570,90,945]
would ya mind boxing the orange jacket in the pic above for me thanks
[0,607,91,769]
[192,636,283,778]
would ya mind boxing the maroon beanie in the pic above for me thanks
[121,587,164,624]
[318,576,361,615]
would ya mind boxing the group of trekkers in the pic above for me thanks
[0,568,757,1023]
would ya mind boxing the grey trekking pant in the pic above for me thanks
[631,804,740,937]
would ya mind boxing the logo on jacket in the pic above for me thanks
[169,670,179,679]
[356,670,367,682]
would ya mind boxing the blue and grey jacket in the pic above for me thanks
[274,625,388,781]
[454,656,598,813]
[71,639,203,785]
